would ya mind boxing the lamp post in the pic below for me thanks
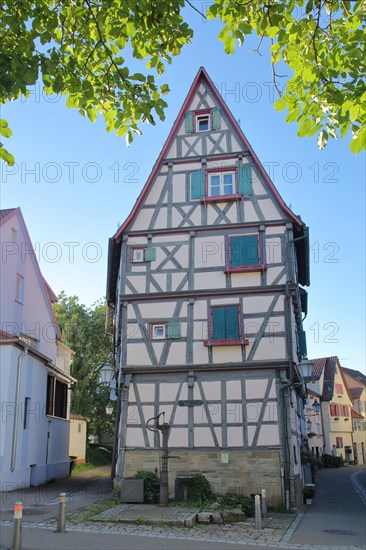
[297,358,315,383]
[99,364,114,386]
[106,402,114,416]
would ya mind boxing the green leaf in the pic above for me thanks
[224,35,235,55]
[0,145,15,165]
[87,108,97,123]
[349,127,366,154]
[317,130,328,150]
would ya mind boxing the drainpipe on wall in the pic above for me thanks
[10,342,29,472]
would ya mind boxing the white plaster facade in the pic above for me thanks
[0,208,75,491]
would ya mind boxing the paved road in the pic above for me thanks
[289,465,366,548]
[0,465,112,523]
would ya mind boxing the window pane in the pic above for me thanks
[223,173,234,194]
[153,325,166,339]
[210,175,221,196]
[197,116,209,131]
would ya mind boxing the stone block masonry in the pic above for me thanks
[123,448,283,507]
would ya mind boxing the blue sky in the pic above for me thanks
[0,9,365,372]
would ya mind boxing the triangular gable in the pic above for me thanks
[107,67,309,301]
[313,356,354,403]
[0,207,61,340]
[113,67,304,240]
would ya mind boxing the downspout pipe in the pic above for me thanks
[10,341,29,472]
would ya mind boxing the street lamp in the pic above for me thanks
[312,399,320,414]
[297,358,315,383]
[99,364,114,386]
[306,418,312,433]
[105,401,114,415]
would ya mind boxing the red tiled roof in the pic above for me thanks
[351,409,364,419]
[349,387,363,399]
[0,208,16,221]
[311,356,338,380]
[342,367,366,385]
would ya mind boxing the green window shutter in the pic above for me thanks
[190,171,205,199]
[212,307,225,340]
[145,248,156,261]
[230,236,259,267]
[184,112,194,133]
[167,323,181,339]
[224,306,240,340]
[297,330,307,357]
[212,306,239,340]
[212,107,221,130]
[238,165,253,195]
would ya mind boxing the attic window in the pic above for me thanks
[196,113,210,132]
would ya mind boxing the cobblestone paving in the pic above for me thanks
[0,518,360,549]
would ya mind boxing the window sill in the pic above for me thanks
[224,265,267,274]
[204,338,249,347]
[200,194,243,204]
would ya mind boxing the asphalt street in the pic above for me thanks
[0,465,365,550]
[290,466,366,548]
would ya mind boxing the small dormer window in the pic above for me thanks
[196,113,210,132]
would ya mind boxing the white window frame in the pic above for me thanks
[131,248,145,263]
[196,113,210,132]
[151,323,166,340]
[15,274,24,303]
[208,171,235,197]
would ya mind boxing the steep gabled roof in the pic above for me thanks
[342,367,366,385]
[349,387,363,399]
[0,208,16,222]
[107,67,310,303]
[0,207,61,340]
[311,356,338,381]
[311,356,354,403]
[351,409,364,419]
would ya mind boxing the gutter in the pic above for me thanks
[9,341,29,472]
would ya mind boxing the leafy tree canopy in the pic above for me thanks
[53,292,115,440]
[0,0,365,164]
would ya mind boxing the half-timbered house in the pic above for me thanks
[107,68,310,508]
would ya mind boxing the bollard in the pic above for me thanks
[56,493,66,533]
[254,494,262,529]
[261,488,267,519]
[12,502,22,550]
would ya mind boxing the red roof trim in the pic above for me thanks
[114,67,304,241]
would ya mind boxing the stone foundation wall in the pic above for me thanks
[123,448,283,508]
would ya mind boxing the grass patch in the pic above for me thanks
[67,497,117,524]
[70,445,112,475]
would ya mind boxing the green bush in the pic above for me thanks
[85,445,112,466]
[187,473,214,503]
[134,471,160,503]
[218,493,255,517]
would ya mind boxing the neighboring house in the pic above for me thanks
[308,357,353,461]
[106,68,310,509]
[0,207,75,491]
[305,389,324,457]
[69,413,88,463]
[342,368,366,465]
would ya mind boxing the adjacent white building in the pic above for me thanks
[0,207,75,491]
